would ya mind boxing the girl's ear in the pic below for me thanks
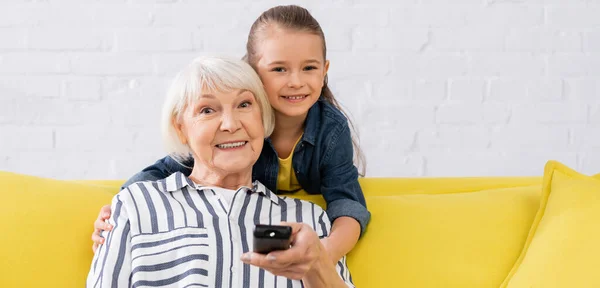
[324,60,330,76]
[172,116,188,145]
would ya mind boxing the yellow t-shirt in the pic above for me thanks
[276,135,303,193]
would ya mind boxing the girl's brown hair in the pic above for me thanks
[244,5,366,176]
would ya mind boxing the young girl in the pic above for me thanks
[92,5,370,266]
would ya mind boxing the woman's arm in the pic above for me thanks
[241,222,354,287]
[91,155,192,250]
[87,194,132,287]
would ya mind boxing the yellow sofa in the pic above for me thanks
[1,166,597,287]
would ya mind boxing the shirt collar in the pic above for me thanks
[158,172,280,205]
[298,99,321,146]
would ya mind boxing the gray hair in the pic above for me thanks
[161,55,275,161]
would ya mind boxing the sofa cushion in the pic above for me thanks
[501,161,600,288]
[0,172,115,288]
[299,185,541,288]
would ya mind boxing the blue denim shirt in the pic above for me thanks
[123,99,371,235]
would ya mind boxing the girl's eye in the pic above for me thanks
[239,101,252,108]
[199,107,215,114]
[304,66,318,71]
[271,67,285,72]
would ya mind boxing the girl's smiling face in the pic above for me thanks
[254,27,329,119]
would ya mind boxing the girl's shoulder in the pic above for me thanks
[308,99,350,131]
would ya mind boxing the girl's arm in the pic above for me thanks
[320,124,370,263]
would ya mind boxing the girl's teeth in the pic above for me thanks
[217,142,246,149]
[285,95,305,100]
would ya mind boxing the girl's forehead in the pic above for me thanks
[257,29,324,63]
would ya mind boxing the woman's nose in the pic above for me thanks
[220,111,241,133]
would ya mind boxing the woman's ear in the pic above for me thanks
[172,116,188,145]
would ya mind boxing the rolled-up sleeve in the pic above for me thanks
[320,124,371,236]
[87,193,132,288]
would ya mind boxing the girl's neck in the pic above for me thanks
[271,112,306,141]
[188,165,253,190]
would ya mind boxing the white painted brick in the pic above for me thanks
[436,103,483,124]
[371,76,413,104]
[0,28,26,49]
[506,28,582,52]
[483,103,512,124]
[431,28,505,52]
[436,103,511,124]
[322,24,352,52]
[548,55,592,77]
[153,53,203,76]
[63,77,102,101]
[565,78,600,103]
[0,4,38,27]
[584,30,600,52]
[329,78,372,119]
[54,124,136,152]
[0,52,70,74]
[469,53,545,77]
[152,3,242,29]
[571,125,600,149]
[416,125,491,152]
[414,79,447,102]
[466,5,543,27]
[24,4,96,27]
[547,5,600,28]
[71,53,153,76]
[423,152,504,176]
[361,103,436,127]
[0,99,16,124]
[511,103,588,124]
[314,4,389,28]
[488,79,563,103]
[527,79,564,102]
[590,105,600,124]
[448,79,485,102]
[365,153,424,177]
[28,29,107,51]
[0,76,63,99]
[417,53,469,78]
[116,29,194,52]
[391,5,467,27]
[390,53,418,77]
[328,51,392,77]
[198,27,247,55]
[92,5,153,27]
[491,125,569,151]
[425,151,577,176]
[0,126,54,150]
[579,153,600,174]
[353,27,429,52]
[102,77,143,102]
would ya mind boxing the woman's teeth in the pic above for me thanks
[216,141,246,149]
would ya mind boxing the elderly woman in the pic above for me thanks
[87,56,354,288]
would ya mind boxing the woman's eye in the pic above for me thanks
[304,66,317,71]
[199,107,215,114]
[239,101,252,108]
[271,67,285,72]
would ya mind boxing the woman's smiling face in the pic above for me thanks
[175,88,265,174]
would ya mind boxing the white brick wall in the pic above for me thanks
[0,0,599,179]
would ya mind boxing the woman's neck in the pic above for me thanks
[188,166,253,190]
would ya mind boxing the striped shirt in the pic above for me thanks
[87,172,355,288]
